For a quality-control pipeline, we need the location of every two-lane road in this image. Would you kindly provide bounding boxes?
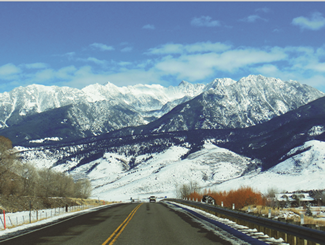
[0,202,235,245]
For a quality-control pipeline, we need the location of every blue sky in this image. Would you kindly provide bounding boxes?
[0,2,325,93]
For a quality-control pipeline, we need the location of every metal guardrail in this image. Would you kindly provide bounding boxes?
[167,199,325,245]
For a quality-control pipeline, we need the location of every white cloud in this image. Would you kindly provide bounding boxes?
[185,42,231,53]
[2,42,325,93]
[153,47,287,81]
[121,47,133,52]
[292,12,325,31]
[0,63,21,79]
[86,57,107,66]
[57,52,76,60]
[147,43,184,55]
[32,69,56,82]
[90,43,114,51]
[300,75,325,88]
[191,16,220,27]
[56,66,77,80]
[252,64,280,75]
[104,69,162,86]
[154,54,216,81]
[316,45,325,57]
[142,24,155,30]
[239,15,267,23]
[146,42,231,55]
[306,62,325,73]
[117,61,132,66]
[255,7,270,13]
[24,63,48,69]
[62,66,164,88]
[76,57,108,67]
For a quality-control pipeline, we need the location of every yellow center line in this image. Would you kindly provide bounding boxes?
[102,203,143,245]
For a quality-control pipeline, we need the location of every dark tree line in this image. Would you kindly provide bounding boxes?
[0,136,91,198]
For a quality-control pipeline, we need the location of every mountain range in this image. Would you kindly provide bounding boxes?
[2,74,325,200]
[0,75,323,145]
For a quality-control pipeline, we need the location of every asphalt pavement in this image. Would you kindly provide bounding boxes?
[0,202,234,245]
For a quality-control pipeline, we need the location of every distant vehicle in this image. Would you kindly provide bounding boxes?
[149,196,156,202]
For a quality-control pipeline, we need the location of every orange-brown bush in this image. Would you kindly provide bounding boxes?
[188,186,265,209]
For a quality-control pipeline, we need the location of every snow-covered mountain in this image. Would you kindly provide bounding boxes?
[0,81,205,143]
[3,74,325,201]
[16,138,325,202]
[0,75,323,144]
[14,95,325,200]
[216,140,325,194]
[127,75,324,133]
[0,81,204,128]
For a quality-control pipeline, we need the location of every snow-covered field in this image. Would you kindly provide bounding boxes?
[0,204,115,235]
[216,140,325,194]
[79,140,324,201]
[71,142,257,202]
[0,205,100,230]
[16,138,325,202]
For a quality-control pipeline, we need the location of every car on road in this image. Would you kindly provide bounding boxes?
[149,196,156,202]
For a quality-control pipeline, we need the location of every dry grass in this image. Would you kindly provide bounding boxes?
[0,195,112,213]
[241,205,325,226]
[67,197,109,206]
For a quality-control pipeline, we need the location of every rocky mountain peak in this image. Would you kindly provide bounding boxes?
[205,77,236,90]
[0,75,324,144]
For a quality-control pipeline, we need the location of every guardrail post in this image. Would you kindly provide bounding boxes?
[300,213,304,225]
[268,208,271,218]
[232,203,235,210]
[2,210,6,229]
[297,237,305,245]
[221,201,223,207]
[29,201,31,223]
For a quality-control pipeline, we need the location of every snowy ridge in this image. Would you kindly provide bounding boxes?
[216,140,325,194]
[18,142,260,201]
[127,75,324,134]
[4,75,325,201]
[15,128,325,201]
[0,81,205,129]
[1,75,323,144]
[22,140,324,201]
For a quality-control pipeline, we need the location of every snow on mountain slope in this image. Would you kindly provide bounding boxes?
[142,75,324,133]
[1,75,323,145]
[58,142,259,201]
[0,81,207,144]
[0,81,205,129]
[68,140,325,201]
[215,140,325,194]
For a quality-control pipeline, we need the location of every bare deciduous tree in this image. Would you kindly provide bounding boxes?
[176,181,199,199]
[1,136,93,199]
[74,179,92,199]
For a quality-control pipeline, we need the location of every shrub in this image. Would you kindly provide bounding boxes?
[189,186,265,209]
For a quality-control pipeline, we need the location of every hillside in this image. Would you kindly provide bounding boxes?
[0,75,323,145]
[0,195,103,213]
[14,96,325,200]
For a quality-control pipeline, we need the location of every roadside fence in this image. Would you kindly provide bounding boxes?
[0,205,94,230]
